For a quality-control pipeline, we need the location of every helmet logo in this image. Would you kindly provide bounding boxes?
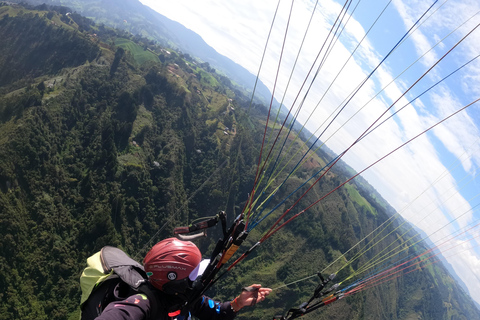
[167,272,177,281]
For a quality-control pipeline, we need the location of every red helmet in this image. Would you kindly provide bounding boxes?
[143,238,202,290]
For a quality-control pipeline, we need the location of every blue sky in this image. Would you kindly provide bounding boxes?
[140,0,480,304]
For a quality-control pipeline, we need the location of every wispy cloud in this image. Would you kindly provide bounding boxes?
[141,0,480,304]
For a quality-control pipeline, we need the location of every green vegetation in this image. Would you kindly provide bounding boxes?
[114,38,160,65]
[0,8,99,90]
[344,183,377,216]
[0,3,479,320]
[195,67,220,88]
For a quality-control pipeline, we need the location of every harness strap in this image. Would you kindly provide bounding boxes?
[138,283,164,320]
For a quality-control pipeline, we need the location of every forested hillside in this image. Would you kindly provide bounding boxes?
[0,4,479,320]
[8,0,278,107]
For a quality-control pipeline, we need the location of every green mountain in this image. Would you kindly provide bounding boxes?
[0,4,479,320]
[7,0,280,108]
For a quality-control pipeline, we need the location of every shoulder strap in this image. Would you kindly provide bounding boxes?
[101,247,166,320]
[138,283,167,320]
[100,246,148,290]
[81,246,156,319]
[80,277,122,320]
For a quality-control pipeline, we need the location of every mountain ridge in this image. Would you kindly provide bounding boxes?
[7,0,280,109]
[0,3,479,320]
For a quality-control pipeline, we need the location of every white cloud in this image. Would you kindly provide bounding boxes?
[430,89,480,173]
[141,0,480,305]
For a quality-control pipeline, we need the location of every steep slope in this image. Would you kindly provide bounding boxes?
[0,6,99,89]
[8,0,278,107]
[0,6,260,319]
[0,5,479,320]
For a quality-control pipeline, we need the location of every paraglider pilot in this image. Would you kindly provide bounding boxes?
[92,238,272,320]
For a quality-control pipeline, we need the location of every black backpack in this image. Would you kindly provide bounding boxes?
[80,246,163,320]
